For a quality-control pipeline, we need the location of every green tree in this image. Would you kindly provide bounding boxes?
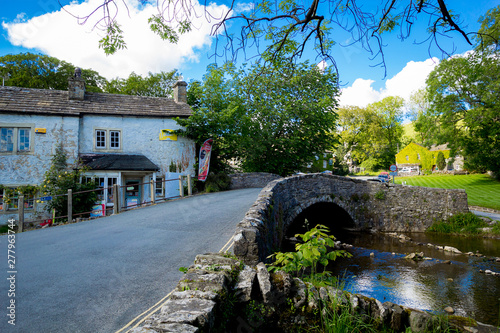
[425,51,500,177]
[337,106,374,166]
[40,144,97,220]
[177,58,340,176]
[475,5,500,51]
[367,96,405,168]
[0,53,106,92]
[406,89,436,146]
[339,97,404,170]
[419,6,500,178]
[104,70,179,97]
[436,151,446,171]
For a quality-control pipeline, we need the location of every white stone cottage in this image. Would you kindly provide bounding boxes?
[0,70,195,224]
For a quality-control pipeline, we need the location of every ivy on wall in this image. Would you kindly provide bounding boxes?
[395,143,450,171]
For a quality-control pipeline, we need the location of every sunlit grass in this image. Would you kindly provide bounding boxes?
[395,174,500,211]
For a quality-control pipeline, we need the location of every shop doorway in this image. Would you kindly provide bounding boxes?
[125,180,141,208]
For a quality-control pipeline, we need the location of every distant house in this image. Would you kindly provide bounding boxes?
[306,151,335,173]
[0,69,195,224]
[395,142,464,173]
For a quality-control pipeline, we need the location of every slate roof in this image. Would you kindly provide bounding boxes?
[0,86,192,117]
[429,144,450,151]
[79,154,160,171]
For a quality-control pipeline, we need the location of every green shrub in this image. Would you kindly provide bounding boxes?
[427,212,488,234]
[374,190,385,200]
[203,173,231,193]
[267,224,351,281]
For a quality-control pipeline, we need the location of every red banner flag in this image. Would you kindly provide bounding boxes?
[198,139,213,182]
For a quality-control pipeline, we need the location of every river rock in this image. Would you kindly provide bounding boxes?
[444,306,455,314]
[444,246,462,254]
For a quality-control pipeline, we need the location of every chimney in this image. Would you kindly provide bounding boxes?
[68,67,85,100]
[173,80,187,103]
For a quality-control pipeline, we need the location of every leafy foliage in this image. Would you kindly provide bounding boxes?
[0,53,106,92]
[423,51,500,178]
[436,151,446,171]
[99,22,127,55]
[177,57,340,176]
[427,212,488,234]
[338,97,404,170]
[104,70,179,97]
[40,144,97,220]
[75,1,477,76]
[416,6,500,179]
[267,224,351,279]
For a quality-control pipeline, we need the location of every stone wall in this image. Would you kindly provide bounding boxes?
[228,172,283,190]
[132,253,497,333]
[233,173,469,265]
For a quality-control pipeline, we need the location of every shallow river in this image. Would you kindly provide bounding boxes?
[327,231,500,327]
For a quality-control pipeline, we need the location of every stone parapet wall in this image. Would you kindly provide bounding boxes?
[228,172,283,190]
[233,173,469,265]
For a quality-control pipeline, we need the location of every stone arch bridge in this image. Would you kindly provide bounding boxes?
[231,173,469,265]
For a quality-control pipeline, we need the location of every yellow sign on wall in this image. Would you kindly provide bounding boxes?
[35,128,46,134]
[159,129,177,141]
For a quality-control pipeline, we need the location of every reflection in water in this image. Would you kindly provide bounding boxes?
[327,232,500,326]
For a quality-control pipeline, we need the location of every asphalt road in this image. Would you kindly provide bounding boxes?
[0,188,262,333]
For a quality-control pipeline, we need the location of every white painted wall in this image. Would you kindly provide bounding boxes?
[79,115,196,176]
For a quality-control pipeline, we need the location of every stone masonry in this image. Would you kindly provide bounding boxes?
[131,253,497,333]
[233,173,469,265]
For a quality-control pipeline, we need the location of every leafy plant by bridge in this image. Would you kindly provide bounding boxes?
[267,223,351,282]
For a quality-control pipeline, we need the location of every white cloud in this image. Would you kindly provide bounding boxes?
[2,0,230,79]
[338,58,439,107]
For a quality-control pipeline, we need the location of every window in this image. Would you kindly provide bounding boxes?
[155,177,164,197]
[107,177,117,202]
[110,131,120,149]
[96,130,106,149]
[405,155,409,161]
[417,154,421,160]
[0,188,34,211]
[18,128,31,151]
[0,126,32,153]
[0,128,14,152]
[94,129,121,151]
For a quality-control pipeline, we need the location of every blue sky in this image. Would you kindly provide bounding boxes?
[1,0,497,106]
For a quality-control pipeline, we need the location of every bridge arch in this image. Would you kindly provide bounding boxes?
[287,200,355,236]
[233,173,469,265]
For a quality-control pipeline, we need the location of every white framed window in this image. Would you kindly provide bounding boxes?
[1,128,14,152]
[0,125,33,154]
[94,128,122,151]
[110,131,120,149]
[95,130,106,149]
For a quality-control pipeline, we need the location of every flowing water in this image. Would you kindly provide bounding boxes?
[326,231,500,327]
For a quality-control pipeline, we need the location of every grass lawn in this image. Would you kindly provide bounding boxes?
[395,174,500,211]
